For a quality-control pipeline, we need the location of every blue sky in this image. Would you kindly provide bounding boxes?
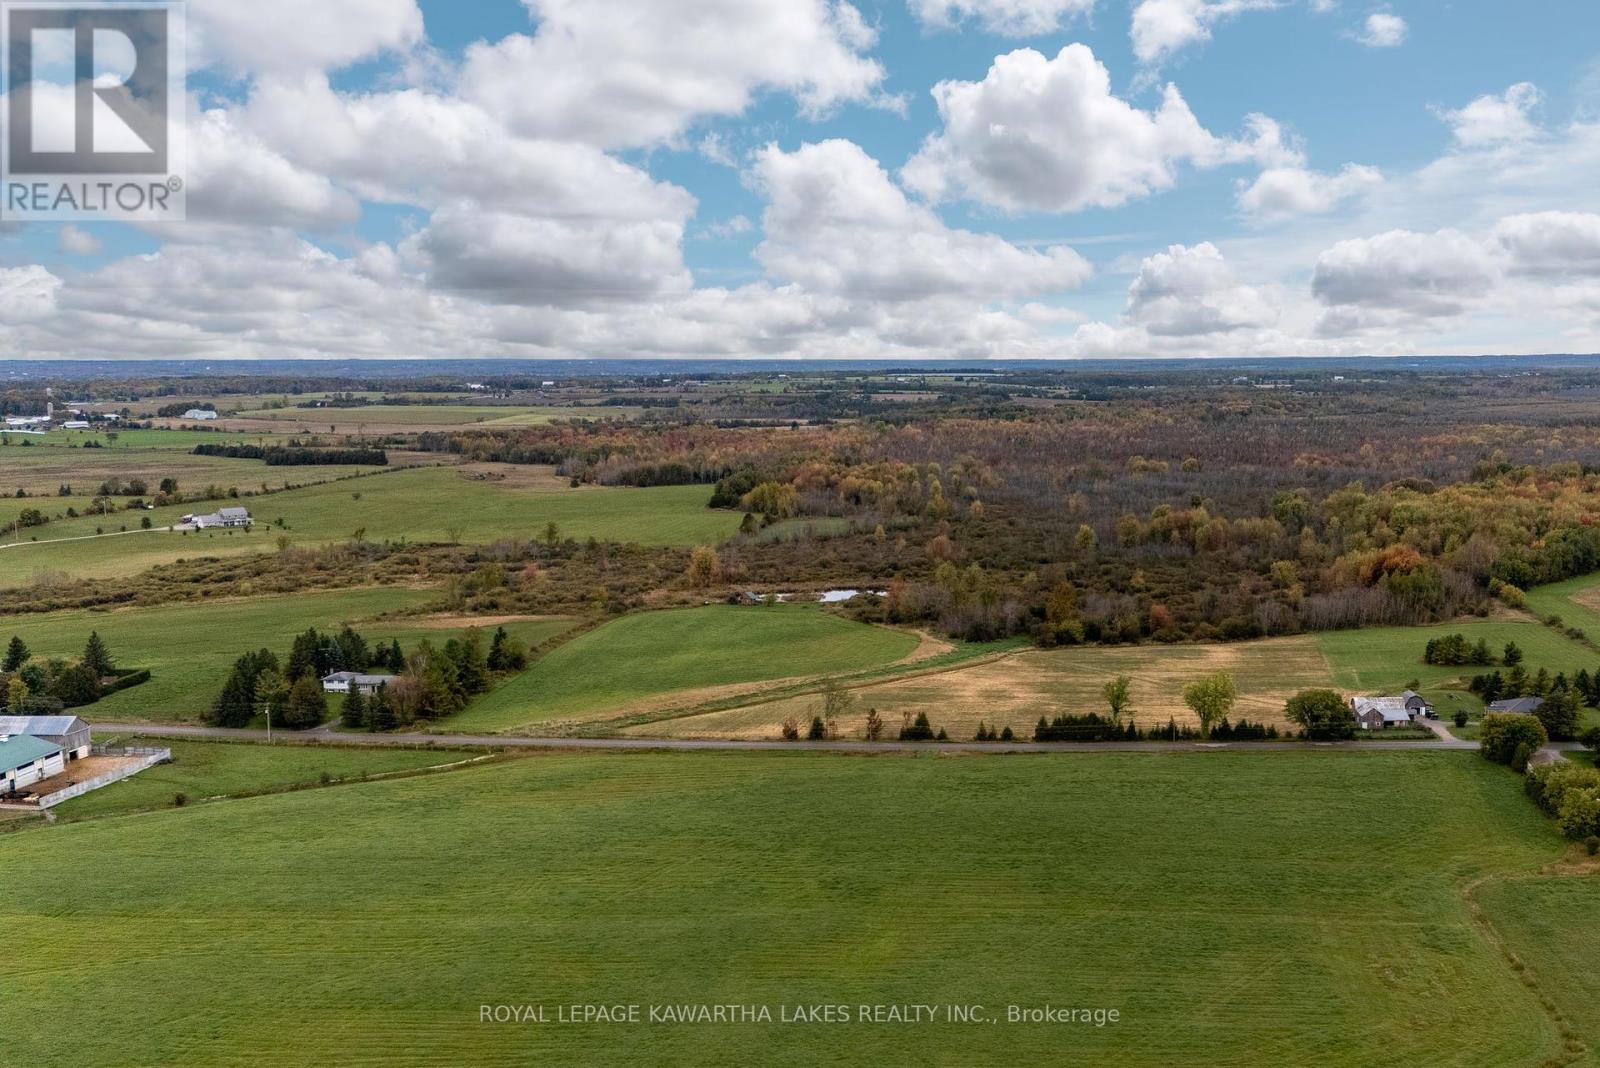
[2,0,1599,358]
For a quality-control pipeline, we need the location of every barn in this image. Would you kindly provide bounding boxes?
[0,735,66,795]
[0,715,92,759]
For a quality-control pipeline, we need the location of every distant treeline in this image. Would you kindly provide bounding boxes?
[192,444,388,466]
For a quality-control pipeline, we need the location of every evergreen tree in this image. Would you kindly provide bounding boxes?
[82,631,113,677]
[2,635,28,672]
[208,670,253,728]
[1503,641,1524,666]
[448,629,489,695]
[387,639,404,672]
[1536,683,1581,741]
[340,686,367,730]
[367,683,397,732]
[286,628,324,681]
[335,625,370,671]
[282,676,328,730]
[485,626,526,672]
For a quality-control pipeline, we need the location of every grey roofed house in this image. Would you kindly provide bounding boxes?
[1487,696,1545,714]
[0,715,92,758]
[321,671,400,695]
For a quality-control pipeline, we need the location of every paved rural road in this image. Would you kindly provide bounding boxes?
[102,722,1526,755]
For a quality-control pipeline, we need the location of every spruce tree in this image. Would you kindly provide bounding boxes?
[341,687,367,730]
[209,670,253,728]
[82,631,113,677]
[2,635,28,672]
[367,684,397,732]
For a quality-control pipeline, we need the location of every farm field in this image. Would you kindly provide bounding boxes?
[0,437,390,502]
[446,605,922,733]
[646,615,1600,741]
[642,633,1331,740]
[1525,573,1600,644]
[51,738,470,821]
[0,589,575,721]
[0,466,741,580]
[1316,618,1600,723]
[219,404,639,432]
[1477,871,1600,1066]
[0,749,1576,1066]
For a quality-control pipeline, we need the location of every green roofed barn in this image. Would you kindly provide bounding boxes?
[0,735,66,796]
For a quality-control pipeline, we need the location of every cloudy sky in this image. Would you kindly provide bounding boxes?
[2,0,1599,360]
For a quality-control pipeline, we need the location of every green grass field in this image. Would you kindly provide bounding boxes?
[1477,872,1600,1066]
[0,589,574,721]
[1526,573,1600,641]
[0,435,383,505]
[0,749,1577,1066]
[446,605,921,733]
[1316,618,1600,720]
[0,466,740,581]
[51,738,469,821]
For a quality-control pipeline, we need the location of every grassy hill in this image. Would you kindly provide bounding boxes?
[51,738,467,821]
[0,466,740,580]
[0,589,574,722]
[447,605,921,733]
[0,749,1573,1066]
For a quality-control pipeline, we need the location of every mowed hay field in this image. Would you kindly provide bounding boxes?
[0,434,391,501]
[646,635,1331,740]
[0,588,575,721]
[0,465,740,581]
[446,605,922,733]
[646,615,1600,741]
[0,750,1574,1066]
[50,739,469,821]
[1526,572,1600,643]
[1476,873,1600,1066]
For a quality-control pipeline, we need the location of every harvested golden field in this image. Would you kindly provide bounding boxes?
[636,636,1334,740]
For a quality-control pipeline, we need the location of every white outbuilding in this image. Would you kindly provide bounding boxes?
[0,735,66,794]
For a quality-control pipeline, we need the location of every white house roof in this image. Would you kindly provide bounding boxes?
[218,507,250,518]
[0,715,88,738]
[322,672,398,685]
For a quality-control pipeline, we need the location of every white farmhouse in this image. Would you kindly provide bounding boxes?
[182,506,252,529]
[321,671,399,695]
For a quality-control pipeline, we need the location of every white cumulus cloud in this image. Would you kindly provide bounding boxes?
[459,0,886,150]
[1437,83,1542,147]
[753,139,1092,300]
[1238,162,1382,221]
[902,45,1293,214]
[1355,11,1406,47]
